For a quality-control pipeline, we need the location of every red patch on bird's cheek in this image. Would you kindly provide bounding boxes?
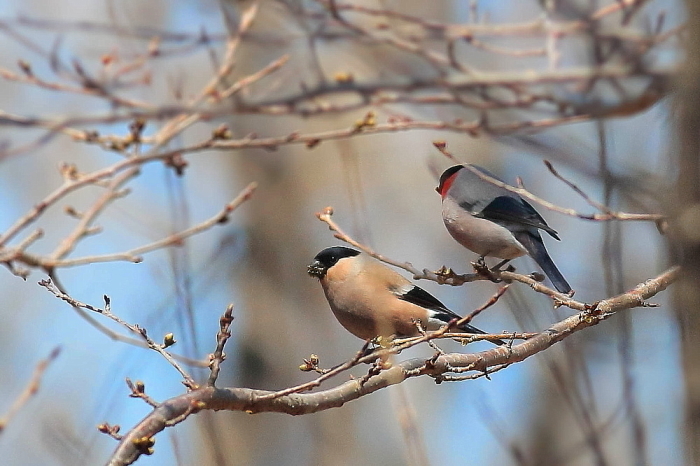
[436,172,458,198]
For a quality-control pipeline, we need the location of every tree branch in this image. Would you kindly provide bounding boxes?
[105,266,678,465]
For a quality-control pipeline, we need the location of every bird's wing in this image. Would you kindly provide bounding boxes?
[393,284,502,341]
[473,195,560,239]
[394,285,471,325]
[394,285,454,314]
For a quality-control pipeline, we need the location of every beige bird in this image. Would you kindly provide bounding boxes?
[308,246,504,344]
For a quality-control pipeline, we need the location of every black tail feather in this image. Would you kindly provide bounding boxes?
[516,232,572,294]
[457,321,507,346]
[432,310,506,345]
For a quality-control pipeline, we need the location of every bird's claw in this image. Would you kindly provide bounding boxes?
[473,256,487,269]
[472,260,503,283]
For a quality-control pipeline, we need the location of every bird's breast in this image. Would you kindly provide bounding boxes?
[320,277,429,339]
[442,199,527,259]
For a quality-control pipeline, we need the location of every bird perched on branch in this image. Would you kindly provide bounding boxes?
[436,164,572,294]
[308,246,505,345]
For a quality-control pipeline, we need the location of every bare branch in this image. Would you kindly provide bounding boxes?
[39,279,198,389]
[434,142,665,222]
[106,266,678,465]
[207,305,234,387]
[2,182,256,273]
[0,347,60,434]
[51,182,258,268]
[47,273,208,368]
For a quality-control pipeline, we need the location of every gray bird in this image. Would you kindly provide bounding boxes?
[436,164,572,294]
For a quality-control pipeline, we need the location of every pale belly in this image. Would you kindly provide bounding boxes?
[443,204,527,259]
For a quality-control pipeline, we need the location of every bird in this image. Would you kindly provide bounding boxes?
[308,246,505,345]
[436,164,572,294]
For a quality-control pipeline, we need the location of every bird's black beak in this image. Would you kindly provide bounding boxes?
[307,260,326,278]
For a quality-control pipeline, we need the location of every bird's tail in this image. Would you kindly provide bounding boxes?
[516,232,572,294]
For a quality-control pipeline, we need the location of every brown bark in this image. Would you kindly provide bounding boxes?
[675,2,700,464]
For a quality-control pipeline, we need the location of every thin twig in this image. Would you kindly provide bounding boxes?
[261,286,519,401]
[53,182,258,267]
[3,183,256,271]
[106,266,679,465]
[207,304,234,387]
[316,206,572,308]
[434,142,665,222]
[47,272,207,367]
[0,347,61,433]
[39,279,198,389]
[465,285,511,323]
[544,159,613,214]
[51,168,138,261]
[126,378,159,408]
[255,342,373,401]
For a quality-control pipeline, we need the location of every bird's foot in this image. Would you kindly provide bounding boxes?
[473,256,487,269]
[472,258,503,283]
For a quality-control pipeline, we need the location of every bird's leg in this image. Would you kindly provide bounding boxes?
[491,259,511,271]
[471,256,488,273]
[345,339,386,362]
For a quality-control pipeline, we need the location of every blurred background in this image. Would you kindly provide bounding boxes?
[0,1,686,465]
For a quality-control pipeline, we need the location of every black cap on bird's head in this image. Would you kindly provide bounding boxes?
[307,246,361,278]
[436,165,465,197]
[436,164,509,205]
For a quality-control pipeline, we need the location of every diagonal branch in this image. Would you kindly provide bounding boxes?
[0,347,61,434]
[105,266,678,466]
[434,142,665,222]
